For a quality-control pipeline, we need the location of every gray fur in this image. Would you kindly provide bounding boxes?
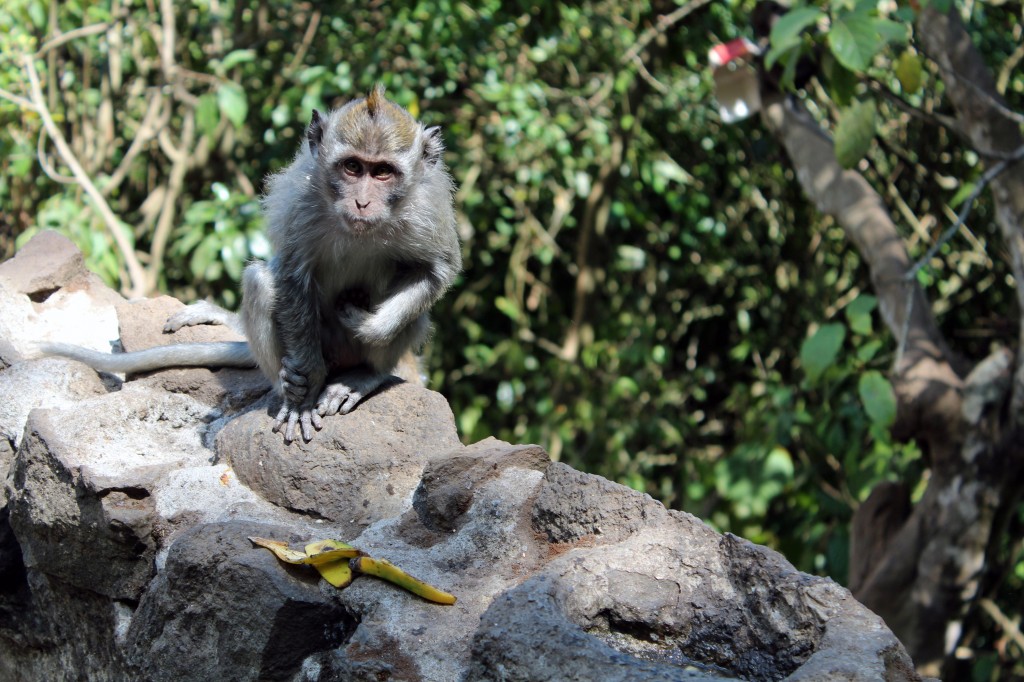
[259,90,461,442]
[40,341,254,373]
[41,89,461,445]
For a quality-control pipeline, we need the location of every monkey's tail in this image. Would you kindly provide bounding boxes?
[38,341,256,374]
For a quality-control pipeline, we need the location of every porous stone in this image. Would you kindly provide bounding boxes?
[116,295,268,410]
[0,233,921,681]
[220,380,464,537]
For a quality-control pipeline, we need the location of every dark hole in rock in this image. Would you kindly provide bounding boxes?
[28,287,60,303]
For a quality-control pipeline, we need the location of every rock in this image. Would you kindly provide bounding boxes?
[0,233,921,681]
[220,381,464,537]
[0,230,91,300]
[125,521,356,682]
[116,295,268,410]
[469,513,905,681]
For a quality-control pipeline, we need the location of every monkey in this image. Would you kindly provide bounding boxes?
[41,84,462,444]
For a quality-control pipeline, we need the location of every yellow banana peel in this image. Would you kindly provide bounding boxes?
[351,556,458,605]
[249,537,456,603]
[248,537,361,587]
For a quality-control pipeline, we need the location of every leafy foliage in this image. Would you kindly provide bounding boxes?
[1,0,1022,676]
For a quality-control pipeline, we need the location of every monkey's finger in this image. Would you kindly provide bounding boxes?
[339,392,363,415]
[311,411,323,430]
[300,411,317,442]
[279,358,309,382]
[272,405,289,432]
[285,411,300,443]
[320,390,348,416]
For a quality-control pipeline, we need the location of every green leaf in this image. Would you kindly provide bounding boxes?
[859,370,897,427]
[801,323,846,384]
[765,43,800,74]
[217,84,248,129]
[950,182,976,208]
[856,339,884,363]
[824,55,857,107]
[834,99,876,169]
[221,49,256,71]
[770,7,824,55]
[612,376,639,399]
[195,94,220,136]
[895,51,923,94]
[828,10,880,72]
[874,19,909,46]
[845,294,877,335]
[494,296,521,322]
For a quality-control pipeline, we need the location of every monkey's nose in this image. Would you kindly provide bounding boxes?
[356,200,370,210]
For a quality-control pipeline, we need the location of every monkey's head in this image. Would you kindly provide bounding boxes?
[307,84,445,230]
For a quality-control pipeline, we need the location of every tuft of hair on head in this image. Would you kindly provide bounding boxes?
[366,83,387,118]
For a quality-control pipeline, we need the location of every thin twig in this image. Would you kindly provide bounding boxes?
[34,22,110,57]
[285,10,322,76]
[103,90,167,196]
[631,55,669,94]
[997,42,1024,95]
[22,55,147,297]
[37,128,76,184]
[979,598,1024,654]
[868,79,959,132]
[159,0,177,83]
[896,144,1024,365]
[621,0,715,65]
[919,45,1024,127]
[0,87,37,111]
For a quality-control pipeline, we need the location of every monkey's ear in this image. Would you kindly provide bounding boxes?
[422,126,445,165]
[307,109,326,159]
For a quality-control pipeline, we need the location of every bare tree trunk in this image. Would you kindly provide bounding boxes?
[761,75,1024,671]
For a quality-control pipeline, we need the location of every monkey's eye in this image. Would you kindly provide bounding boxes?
[341,159,362,175]
[371,164,395,180]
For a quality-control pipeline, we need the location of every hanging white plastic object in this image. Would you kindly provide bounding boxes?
[708,38,762,124]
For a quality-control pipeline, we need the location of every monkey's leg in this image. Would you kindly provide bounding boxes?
[242,261,323,444]
[164,300,244,334]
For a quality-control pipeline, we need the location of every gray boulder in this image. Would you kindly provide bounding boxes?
[0,232,920,681]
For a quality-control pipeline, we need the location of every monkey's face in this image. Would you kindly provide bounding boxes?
[331,155,402,226]
[307,90,447,231]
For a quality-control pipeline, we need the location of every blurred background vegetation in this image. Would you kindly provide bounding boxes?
[1,0,1022,677]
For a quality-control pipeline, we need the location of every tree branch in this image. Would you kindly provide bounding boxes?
[34,22,110,57]
[22,56,147,297]
[621,0,715,66]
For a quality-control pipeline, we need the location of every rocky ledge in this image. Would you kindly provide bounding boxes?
[0,232,919,681]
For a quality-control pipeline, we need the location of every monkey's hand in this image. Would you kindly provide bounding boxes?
[338,304,396,347]
[273,355,326,443]
[164,300,240,333]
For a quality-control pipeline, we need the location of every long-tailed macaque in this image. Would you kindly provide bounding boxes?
[42,85,462,443]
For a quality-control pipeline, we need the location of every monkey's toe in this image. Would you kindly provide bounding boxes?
[316,383,365,416]
[272,403,322,444]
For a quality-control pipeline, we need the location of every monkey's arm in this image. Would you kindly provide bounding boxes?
[342,260,457,346]
[270,262,328,443]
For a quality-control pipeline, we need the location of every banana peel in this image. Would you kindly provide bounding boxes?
[350,556,457,605]
[249,536,456,604]
[249,537,361,587]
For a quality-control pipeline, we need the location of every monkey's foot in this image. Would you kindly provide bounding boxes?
[272,403,323,444]
[316,369,389,417]
[164,300,240,333]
